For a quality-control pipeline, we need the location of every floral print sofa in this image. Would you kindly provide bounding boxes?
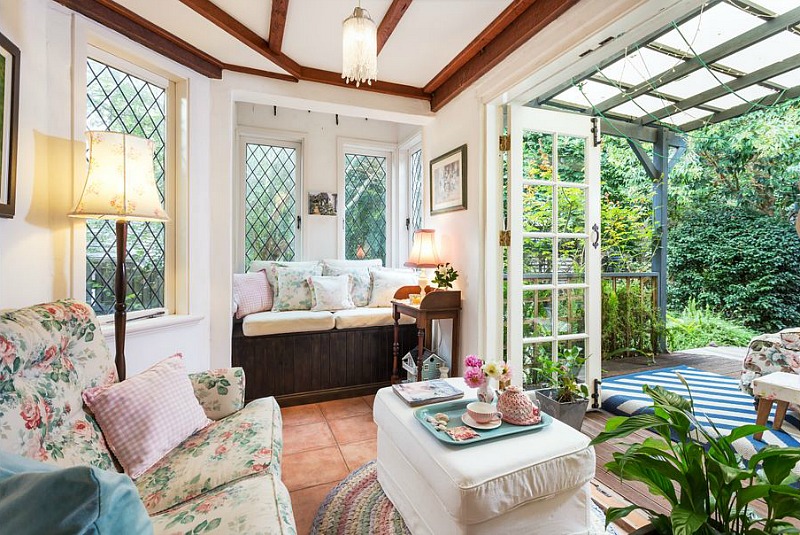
[740,328,800,401]
[0,299,296,534]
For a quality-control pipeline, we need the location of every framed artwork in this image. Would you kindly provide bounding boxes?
[308,192,337,215]
[0,30,19,219]
[430,144,467,215]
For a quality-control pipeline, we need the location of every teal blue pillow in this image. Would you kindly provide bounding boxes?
[0,452,152,534]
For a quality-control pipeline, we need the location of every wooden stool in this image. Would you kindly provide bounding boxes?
[752,372,800,441]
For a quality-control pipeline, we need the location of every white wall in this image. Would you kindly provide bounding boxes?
[0,0,213,375]
[423,89,484,370]
[235,104,412,264]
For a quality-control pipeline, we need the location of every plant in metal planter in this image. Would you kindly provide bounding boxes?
[533,346,589,430]
[590,375,800,535]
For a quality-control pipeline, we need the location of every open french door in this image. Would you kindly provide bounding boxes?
[507,105,602,408]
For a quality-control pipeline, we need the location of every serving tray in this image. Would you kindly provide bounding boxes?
[414,399,552,446]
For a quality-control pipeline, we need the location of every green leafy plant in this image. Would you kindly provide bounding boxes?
[669,204,800,333]
[667,299,758,352]
[591,375,800,534]
[602,278,665,360]
[432,263,458,289]
[533,346,589,402]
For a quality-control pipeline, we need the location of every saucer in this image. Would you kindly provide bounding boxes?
[461,413,502,430]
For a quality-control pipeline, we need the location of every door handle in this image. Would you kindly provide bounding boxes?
[591,224,599,249]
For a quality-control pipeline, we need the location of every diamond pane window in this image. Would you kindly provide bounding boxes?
[244,143,297,266]
[345,153,387,264]
[410,148,423,234]
[85,58,167,315]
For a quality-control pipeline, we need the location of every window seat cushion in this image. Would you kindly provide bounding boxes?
[242,310,335,336]
[333,308,416,329]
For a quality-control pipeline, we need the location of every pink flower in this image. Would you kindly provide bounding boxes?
[252,463,269,472]
[20,399,42,430]
[44,305,65,321]
[143,492,163,510]
[69,303,91,321]
[195,500,215,514]
[39,346,58,368]
[73,420,94,438]
[215,445,228,456]
[464,367,485,388]
[0,336,16,367]
[256,447,271,457]
[464,355,483,368]
[500,363,513,382]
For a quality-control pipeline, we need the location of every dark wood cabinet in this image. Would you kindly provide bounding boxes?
[232,322,417,406]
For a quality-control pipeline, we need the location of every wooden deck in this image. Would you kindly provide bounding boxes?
[585,349,799,533]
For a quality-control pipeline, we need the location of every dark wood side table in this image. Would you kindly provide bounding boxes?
[391,286,461,383]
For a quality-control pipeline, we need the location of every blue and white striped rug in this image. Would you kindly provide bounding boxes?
[601,366,800,460]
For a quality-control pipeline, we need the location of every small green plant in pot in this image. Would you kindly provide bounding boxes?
[432,263,458,290]
[591,374,800,535]
[533,346,590,430]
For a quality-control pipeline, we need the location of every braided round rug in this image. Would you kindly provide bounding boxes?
[310,460,618,535]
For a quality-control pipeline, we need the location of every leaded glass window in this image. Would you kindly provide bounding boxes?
[244,143,298,267]
[344,153,387,264]
[85,58,167,315]
[410,148,423,234]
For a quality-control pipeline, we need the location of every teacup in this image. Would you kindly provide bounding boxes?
[466,401,503,424]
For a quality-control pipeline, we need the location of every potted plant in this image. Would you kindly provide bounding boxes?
[533,346,589,430]
[591,374,800,535]
[432,263,458,290]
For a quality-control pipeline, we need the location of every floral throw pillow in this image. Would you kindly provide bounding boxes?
[323,266,372,307]
[368,269,418,307]
[308,275,355,311]
[272,264,323,311]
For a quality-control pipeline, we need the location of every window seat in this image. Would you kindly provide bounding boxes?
[232,310,418,406]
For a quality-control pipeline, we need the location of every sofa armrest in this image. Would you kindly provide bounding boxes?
[189,367,246,420]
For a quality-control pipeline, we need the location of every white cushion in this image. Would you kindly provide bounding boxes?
[333,308,416,329]
[242,310,335,337]
[373,380,595,525]
[322,259,382,270]
[248,260,322,294]
[368,269,418,307]
[308,274,355,311]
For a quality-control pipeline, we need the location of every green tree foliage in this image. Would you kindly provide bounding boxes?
[667,299,758,352]
[669,205,800,332]
[344,154,387,264]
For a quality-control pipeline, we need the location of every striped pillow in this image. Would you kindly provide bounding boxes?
[82,354,211,479]
[233,270,273,319]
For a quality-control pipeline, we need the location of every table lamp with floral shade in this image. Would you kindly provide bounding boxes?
[69,131,169,381]
[404,229,441,297]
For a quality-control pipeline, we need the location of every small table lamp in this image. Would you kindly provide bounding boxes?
[405,229,442,297]
[69,131,169,381]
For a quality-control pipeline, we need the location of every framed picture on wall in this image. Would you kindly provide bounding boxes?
[0,30,20,219]
[430,144,467,215]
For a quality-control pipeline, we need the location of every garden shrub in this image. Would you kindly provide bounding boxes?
[668,205,800,332]
[667,299,758,351]
[602,279,664,359]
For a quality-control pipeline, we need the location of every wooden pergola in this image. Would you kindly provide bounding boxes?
[528,0,800,333]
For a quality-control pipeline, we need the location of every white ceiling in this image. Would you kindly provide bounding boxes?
[113,0,516,87]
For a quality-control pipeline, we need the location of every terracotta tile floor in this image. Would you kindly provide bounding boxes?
[283,395,377,535]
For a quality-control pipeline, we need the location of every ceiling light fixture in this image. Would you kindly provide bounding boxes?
[342,2,377,87]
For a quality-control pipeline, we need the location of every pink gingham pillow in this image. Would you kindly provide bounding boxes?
[82,354,211,479]
[233,270,273,319]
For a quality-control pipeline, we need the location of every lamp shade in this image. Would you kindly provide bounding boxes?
[70,131,169,222]
[342,6,377,87]
[405,229,441,268]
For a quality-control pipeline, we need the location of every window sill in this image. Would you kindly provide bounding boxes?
[100,314,204,339]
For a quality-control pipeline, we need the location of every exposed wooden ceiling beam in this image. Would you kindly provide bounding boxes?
[377,0,413,54]
[268,0,290,54]
[301,67,430,101]
[429,0,580,111]
[177,0,301,77]
[222,63,298,83]
[54,0,223,78]
[425,0,536,94]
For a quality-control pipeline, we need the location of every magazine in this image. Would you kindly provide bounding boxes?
[392,379,464,407]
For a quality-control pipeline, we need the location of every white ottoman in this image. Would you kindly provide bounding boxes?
[374,380,596,534]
